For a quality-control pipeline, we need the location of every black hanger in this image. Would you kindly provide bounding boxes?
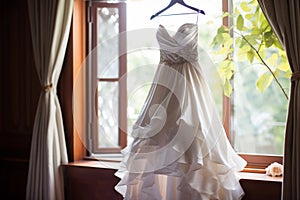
[150,0,205,20]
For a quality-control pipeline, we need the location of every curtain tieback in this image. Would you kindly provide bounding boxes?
[43,83,53,92]
[291,71,300,82]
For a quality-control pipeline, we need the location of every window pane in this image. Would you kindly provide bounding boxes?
[231,0,289,155]
[127,50,158,141]
[233,61,289,155]
[97,7,119,78]
[98,81,119,148]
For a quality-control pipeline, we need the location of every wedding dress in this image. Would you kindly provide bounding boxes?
[115,23,247,200]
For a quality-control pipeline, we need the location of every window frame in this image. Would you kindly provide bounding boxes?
[87,0,283,169]
[87,1,127,154]
[221,0,283,168]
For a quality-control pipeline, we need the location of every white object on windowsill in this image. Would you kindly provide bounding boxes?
[265,162,283,177]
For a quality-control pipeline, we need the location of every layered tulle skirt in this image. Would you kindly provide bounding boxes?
[115,61,247,200]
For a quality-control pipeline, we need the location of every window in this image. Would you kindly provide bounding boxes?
[87,0,223,155]
[87,1,127,153]
[87,0,286,168]
[230,0,289,156]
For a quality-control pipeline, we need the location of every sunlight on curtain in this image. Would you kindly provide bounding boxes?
[26,0,73,199]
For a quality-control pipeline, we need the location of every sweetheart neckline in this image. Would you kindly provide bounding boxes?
[158,23,198,38]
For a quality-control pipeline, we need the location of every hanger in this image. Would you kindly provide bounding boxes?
[150,0,205,20]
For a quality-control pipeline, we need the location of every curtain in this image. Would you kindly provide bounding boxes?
[258,1,300,199]
[26,0,73,199]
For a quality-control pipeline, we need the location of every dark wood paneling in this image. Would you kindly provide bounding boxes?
[1,0,87,197]
[241,179,281,200]
[0,8,38,195]
[64,164,281,200]
[0,0,39,140]
[64,165,122,200]
[0,0,88,198]
[0,0,39,199]
[0,159,29,200]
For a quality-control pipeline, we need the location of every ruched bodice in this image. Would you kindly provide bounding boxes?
[157,23,198,64]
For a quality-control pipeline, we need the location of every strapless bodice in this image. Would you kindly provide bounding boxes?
[157,23,198,64]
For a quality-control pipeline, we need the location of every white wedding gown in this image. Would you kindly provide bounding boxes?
[115,23,247,200]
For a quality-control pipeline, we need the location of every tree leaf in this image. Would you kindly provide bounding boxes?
[249,0,258,6]
[238,38,247,48]
[245,13,254,20]
[266,53,278,68]
[247,50,254,63]
[265,37,274,47]
[222,12,229,18]
[260,19,269,31]
[274,39,283,50]
[264,31,273,39]
[235,7,241,15]
[214,46,232,56]
[217,25,227,34]
[256,73,274,93]
[244,34,259,46]
[284,70,292,78]
[220,60,235,72]
[250,25,262,35]
[236,15,244,31]
[274,69,280,78]
[224,79,233,97]
[238,45,251,61]
[240,2,252,12]
[211,27,226,47]
[218,59,235,91]
[257,45,266,59]
[259,12,267,25]
[278,62,290,72]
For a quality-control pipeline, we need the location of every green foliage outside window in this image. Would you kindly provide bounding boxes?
[211,0,291,98]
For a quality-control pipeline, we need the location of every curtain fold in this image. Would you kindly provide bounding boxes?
[26,0,73,199]
[258,1,300,199]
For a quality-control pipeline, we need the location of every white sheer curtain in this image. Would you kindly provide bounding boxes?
[26,0,73,199]
[258,1,300,199]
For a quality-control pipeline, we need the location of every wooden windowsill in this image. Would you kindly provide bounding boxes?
[63,160,282,199]
[64,160,121,170]
[239,171,282,182]
[63,160,283,183]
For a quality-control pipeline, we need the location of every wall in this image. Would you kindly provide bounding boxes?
[0,0,81,199]
[0,0,39,199]
[64,164,123,200]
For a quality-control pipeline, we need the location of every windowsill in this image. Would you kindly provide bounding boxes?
[238,171,282,182]
[87,153,123,162]
[64,160,283,183]
[65,160,121,170]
